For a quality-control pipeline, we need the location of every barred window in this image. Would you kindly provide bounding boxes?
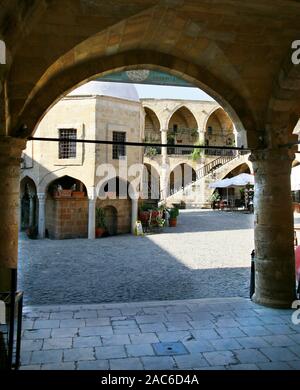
[112,131,126,159]
[59,129,77,159]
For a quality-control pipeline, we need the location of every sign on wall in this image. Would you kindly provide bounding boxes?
[97,70,193,87]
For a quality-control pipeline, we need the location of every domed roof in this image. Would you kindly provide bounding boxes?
[68,81,140,102]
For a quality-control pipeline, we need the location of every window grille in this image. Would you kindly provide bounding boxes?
[112,131,126,159]
[58,129,77,159]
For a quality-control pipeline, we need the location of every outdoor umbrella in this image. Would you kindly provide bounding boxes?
[291,165,300,191]
[229,173,255,187]
[209,178,233,189]
[209,173,255,209]
[209,173,254,188]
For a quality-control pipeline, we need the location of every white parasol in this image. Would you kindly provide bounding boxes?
[209,173,254,189]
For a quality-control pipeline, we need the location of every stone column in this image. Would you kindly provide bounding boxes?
[88,186,96,239]
[88,199,96,239]
[37,193,46,238]
[249,149,296,308]
[0,136,26,291]
[160,129,168,200]
[131,198,138,234]
[29,195,35,227]
[19,195,22,231]
[198,130,205,145]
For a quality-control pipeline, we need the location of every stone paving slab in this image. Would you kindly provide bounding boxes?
[18,211,255,306]
[20,297,300,370]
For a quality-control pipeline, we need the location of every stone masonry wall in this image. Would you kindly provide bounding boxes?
[96,198,131,234]
[46,197,88,239]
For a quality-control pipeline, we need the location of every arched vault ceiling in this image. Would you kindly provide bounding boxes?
[2,0,300,147]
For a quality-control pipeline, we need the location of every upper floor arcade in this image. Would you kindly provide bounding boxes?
[141,99,239,160]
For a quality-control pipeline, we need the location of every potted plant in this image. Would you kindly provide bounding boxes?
[168,207,179,227]
[210,190,221,209]
[53,185,73,198]
[72,191,85,198]
[138,205,151,229]
[95,207,106,238]
[190,140,204,161]
[25,225,38,239]
[145,146,158,158]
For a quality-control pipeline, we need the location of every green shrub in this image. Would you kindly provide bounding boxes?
[96,207,106,228]
[145,146,158,158]
[169,207,179,219]
[140,203,155,212]
[191,140,204,161]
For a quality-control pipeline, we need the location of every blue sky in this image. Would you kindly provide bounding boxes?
[134,84,214,101]
[71,80,215,101]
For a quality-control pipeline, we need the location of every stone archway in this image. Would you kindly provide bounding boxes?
[11,51,252,146]
[205,107,235,154]
[144,107,162,158]
[169,163,197,195]
[2,0,300,307]
[45,175,88,239]
[103,206,118,236]
[223,163,251,179]
[219,163,252,205]
[142,163,160,201]
[144,107,161,142]
[20,176,37,231]
[96,176,133,234]
[167,106,198,156]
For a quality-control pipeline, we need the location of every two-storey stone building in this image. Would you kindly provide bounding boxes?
[20,81,251,239]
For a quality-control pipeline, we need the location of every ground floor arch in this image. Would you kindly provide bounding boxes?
[95,176,134,235]
[142,163,160,201]
[45,175,88,239]
[210,163,253,209]
[20,176,37,232]
[103,206,118,236]
[95,199,132,235]
[168,163,197,195]
[223,163,251,179]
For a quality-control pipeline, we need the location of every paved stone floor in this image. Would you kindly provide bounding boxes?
[19,297,300,370]
[18,210,254,305]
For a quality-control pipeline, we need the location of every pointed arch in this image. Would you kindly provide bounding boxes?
[205,106,236,150]
[222,163,251,179]
[168,163,197,195]
[46,175,88,197]
[45,175,88,239]
[42,173,88,195]
[143,106,162,156]
[20,175,37,197]
[20,176,38,231]
[167,105,198,130]
[96,176,133,234]
[166,106,198,155]
[142,163,160,200]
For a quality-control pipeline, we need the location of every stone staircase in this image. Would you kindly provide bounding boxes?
[164,152,250,208]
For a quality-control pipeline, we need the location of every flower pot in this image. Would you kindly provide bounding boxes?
[169,218,177,227]
[25,226,38,239]
[138,211,150,223]
[54,189,72,198]
[72,191,85,198]
[95,227,106,238]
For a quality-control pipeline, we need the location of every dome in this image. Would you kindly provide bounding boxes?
[68,81,140,102]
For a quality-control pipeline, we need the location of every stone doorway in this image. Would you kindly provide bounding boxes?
[103,206,118,236]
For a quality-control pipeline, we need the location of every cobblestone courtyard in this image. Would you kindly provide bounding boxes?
[19,210,255,305]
